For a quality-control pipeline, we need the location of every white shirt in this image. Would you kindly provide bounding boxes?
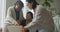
[53,15,60,32]
[25,5,54,32]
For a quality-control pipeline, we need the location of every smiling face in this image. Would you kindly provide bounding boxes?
[26,13,32,20]
[26,2,33,9]
[15,3,22,11]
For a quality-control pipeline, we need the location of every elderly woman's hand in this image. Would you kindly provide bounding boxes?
[15,20,21,26]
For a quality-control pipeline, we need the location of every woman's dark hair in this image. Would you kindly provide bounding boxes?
[27,12,33,19]
[15,0,24,8]
[26,0,39,9]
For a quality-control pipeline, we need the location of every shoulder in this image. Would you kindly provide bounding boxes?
[7,6,14,10]
[7,6,15,13]
[36,5,44,9]
[36,5,46,11]
[36,5,47,13]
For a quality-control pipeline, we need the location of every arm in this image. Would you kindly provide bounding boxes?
[5,7,17,25]
[24,5,43,29]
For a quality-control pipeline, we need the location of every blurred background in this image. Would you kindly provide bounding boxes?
[0,0,60,32]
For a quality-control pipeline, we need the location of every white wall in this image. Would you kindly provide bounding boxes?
[6,0,17,10]
[6,0,17,17]
[0,0,6,28]
[52,0,60,13]
[0,0,2,27]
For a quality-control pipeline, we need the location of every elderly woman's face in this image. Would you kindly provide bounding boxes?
[26,2,33,9]
[15,3,22,11]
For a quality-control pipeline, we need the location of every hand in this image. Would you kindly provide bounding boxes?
[16,20,21,26]
[15,22,19,26]
[20,27,28,32]
[24,28,27,31]
[22,28,28,32]
[17,20,21,25]
[24,26,28,31]
[20,27,25,32]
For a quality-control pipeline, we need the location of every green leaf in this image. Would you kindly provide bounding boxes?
[48,0,53,3]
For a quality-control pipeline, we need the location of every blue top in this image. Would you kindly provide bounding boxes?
[16,11,19,20]
[14,7,20,20]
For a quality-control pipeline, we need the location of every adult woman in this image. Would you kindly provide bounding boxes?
[23,0,54,32]
[4,0,24,32]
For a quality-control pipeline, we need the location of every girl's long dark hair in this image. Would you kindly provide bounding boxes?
[26,0,39,9]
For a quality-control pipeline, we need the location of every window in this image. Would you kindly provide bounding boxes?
[0,0,6,28]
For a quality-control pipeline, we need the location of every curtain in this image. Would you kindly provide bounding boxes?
[0,0,6,28]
